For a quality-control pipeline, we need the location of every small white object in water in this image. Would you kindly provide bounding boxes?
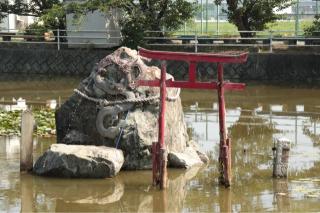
[255,106,263,112]
[270,104,283,112]
[296,105,304,112]
[252,106,263,116]
[5,97,27,111]
[212,102,218,111]
[46,99,57,109]
[190,102,198,111]
[17,98,26,107]
[276,192,287,196]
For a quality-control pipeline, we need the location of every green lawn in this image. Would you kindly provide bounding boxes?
[173,20,314,37]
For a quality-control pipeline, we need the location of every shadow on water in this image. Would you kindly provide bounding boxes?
[0,78,320,211]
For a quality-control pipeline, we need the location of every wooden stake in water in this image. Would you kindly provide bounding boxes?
[272,137,291,178]
[20,110,35,172]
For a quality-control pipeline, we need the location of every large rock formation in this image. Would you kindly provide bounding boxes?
[55,47,207,170]
[33,144,124,178]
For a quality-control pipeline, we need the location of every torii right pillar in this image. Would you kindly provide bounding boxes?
[217,62,232,187]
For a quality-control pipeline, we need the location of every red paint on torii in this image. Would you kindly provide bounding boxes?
[137,47,248,189]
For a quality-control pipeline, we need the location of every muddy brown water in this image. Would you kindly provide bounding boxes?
[0,78,320,212]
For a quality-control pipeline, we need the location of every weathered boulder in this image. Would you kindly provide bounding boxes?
[33,144,124,178]
[55,47,208,169]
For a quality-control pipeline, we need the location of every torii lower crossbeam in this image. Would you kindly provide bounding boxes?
[137,47,248,189]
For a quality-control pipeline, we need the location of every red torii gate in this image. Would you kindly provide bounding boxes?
[137,47,248,189]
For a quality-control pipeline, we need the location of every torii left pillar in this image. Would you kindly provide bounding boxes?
[152,62,168,189]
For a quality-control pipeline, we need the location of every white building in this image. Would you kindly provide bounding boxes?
[65,2,122,48]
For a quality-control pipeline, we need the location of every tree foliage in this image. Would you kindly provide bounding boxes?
[215,0,292,37]
[0,0,63,28]
[1,0,196,48]
[66,0,196,48]
[39,4,66,29]
[304,15,320,37]
[1,0,61,17]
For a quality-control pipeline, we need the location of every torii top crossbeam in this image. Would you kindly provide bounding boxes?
[138,47,248,63]
[138,47,248,90]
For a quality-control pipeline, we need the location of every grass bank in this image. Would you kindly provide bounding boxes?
[174,20,313,36]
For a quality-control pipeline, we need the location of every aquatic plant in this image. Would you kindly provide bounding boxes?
[0,109,55,137]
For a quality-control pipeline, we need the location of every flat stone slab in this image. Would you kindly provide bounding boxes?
[33,144,124,178]
[168,147,204,169]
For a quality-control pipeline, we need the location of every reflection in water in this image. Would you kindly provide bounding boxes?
[21,174,34,212]
[185,108,320,174]
[0,83,320,211]
[218,188,232,212]
[20,164,199,211]
[0,75,80,106]
[0,136,20,158]
[272,179,290,212]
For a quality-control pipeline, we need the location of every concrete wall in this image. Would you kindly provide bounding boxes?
[0,47,319,83]
[0,47,112,75]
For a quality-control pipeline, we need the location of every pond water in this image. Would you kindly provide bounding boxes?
[0,77,320,212]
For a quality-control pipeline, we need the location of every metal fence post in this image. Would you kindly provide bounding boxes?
[57,29,60,51]
[216,4,219,36]
[295,0,299,37]
[200,0,203,34]
[195,31,198,53]
[269,31,273,53]
[205,0,208,33]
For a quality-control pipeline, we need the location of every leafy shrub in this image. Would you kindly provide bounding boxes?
[24,23,47,41]
[0,109,55,136]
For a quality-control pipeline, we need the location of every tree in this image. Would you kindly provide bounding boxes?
[0,6,6,23]
[67,0,197,48]
[0,0,64,28]
[215,0,292,37]
[0,0,65,40]
[304,15,320,37]
[0,0,61,17]
[39,4,66,30]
